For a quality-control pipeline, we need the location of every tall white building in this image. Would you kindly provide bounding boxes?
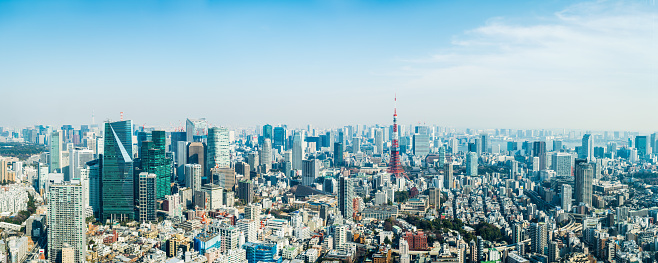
[561,184,572,212]
[260,138,272,171]
[552,152,573,176]
[374,128,384,154]
[334,225,348,252]
[245,203,261,220]
[207,127,230,170]
[48,182,86,263]
[237,219,259,243]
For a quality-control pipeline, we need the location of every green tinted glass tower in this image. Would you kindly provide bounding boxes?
[102,120,134,221]
[140,130,171,200]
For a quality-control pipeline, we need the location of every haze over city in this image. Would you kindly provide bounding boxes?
[1,0,657,130]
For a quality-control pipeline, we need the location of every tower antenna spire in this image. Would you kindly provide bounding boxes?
[389,93,407,179]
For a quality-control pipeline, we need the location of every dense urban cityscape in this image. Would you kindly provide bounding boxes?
[1,0,656,262]
[0,103,656,263]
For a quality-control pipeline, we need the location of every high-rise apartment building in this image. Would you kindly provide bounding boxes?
[334,225,348,252]
[138,173,157,222]
[561,184,572,212]
[102,120,134,221]
[530,222,547,255]
[48,182,86,263]
[339,175,354,219]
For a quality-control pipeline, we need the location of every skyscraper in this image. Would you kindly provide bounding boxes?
[428,187,441,208]
[185,164,202,195]
[532,141,547,171]
[262,124,273,140]
[352,137,361,153]
[260,138,272,172]
[102,120,134,221]
[138,172,157,222]
[207,127,231,172]
[635,136,648,159]
[443,163,453,190]
[413,126,430,157]
[247,151,259,173]
[649,132,658,154]
[238,180,254,204]
[50,131,62,173]
[273,126,287,150]
[69,149,93,181]
[333,142,343,167]
[339,175,354,219]
[561,184,572,212]
[176,141,188,185]
[374,128,384,155]
[292,132,303,170]
[580,134,593,161]
[575,161,593,207]
[186,118,208,142]
[188,142,206,182]
[552,153,573,177]
[48,182,86,263]
[140,130,171,199]
[302,159,320,186]
[87,159,101,216]
[481,134,490,153]
[466,152,478,176]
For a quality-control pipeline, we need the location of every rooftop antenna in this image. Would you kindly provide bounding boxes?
[92,110,95,124]
[120,112,124,121]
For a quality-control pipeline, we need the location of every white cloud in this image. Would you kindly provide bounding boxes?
[400,0,658,131]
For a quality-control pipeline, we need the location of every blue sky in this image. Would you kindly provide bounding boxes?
[0,0,656,131]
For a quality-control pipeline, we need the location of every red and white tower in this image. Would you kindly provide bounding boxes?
[388,95,406,178]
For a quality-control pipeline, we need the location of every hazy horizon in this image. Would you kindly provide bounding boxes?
[1,0,657,131]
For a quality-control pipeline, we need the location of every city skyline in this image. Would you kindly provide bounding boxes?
[1,0,656,130]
